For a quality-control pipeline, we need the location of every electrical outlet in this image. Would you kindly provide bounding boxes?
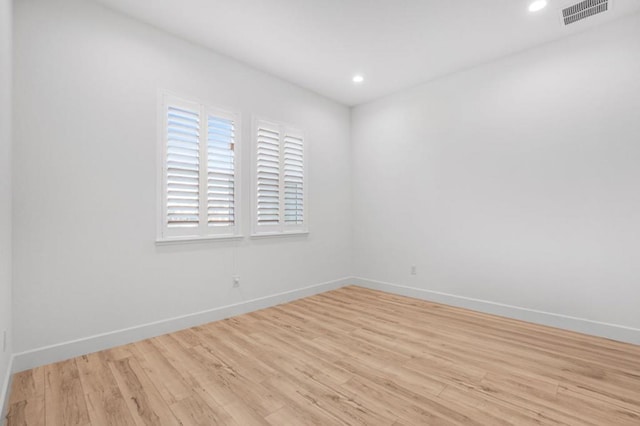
[411,265,417,275]
[232,275,240,288]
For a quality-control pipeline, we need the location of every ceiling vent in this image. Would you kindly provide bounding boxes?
[561,0,609,25]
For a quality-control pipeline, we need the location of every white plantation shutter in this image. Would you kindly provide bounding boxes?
[207,113,236,228]
[160,94,240,241]
[253,119,307,235]
[283,133,304,225]
[256,123,281,228]
[166,104,200,229]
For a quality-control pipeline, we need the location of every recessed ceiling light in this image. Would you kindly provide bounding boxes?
[352,74,364,84]
[528,0,548,12]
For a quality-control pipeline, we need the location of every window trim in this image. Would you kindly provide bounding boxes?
[155,235,244,246]
[251,117,309,237]
[157,91,243,243]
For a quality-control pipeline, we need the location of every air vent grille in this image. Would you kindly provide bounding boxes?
[562,0,609,25]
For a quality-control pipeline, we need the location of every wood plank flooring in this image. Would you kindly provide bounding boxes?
[5,286,640,425]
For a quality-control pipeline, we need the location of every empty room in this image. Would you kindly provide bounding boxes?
[1,0,640,424]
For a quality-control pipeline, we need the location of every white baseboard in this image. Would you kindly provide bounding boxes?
[1,354,15,422]
[352,277,640,345]
[12,277,352,373]
[10,275,639,379]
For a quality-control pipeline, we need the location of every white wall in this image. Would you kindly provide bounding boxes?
[11,0,640,363]
[13,0,351,354]
[0,0,12,409]
[352,14,640,337]
[0,0,13,407]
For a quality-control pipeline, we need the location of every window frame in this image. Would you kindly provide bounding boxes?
[251,117,309,237]
[157,91,242,244]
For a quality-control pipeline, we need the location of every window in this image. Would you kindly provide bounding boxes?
[158,93,241,241]
[253,119,307,236]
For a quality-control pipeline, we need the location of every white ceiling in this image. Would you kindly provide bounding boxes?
[95,0,640,106]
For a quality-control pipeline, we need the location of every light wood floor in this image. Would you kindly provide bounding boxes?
[5,286,640,425]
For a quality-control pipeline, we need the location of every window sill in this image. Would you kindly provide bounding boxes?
[250,231,309,239]
[155,235,244,246]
